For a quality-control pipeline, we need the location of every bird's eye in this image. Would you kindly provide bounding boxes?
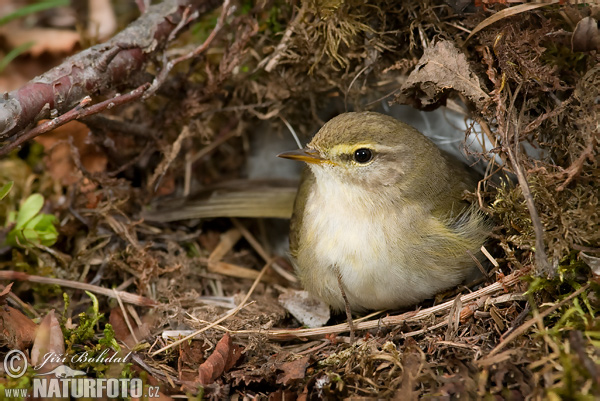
[353,148,373,164]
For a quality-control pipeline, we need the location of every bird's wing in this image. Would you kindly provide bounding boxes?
[289,167,315,258]
[433,151,482,217]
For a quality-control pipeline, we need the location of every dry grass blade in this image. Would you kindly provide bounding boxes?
[113,289,139,346]
[465,2,559,44]
[206,229,274,280]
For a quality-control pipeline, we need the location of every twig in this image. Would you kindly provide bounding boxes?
[500,83,552,277]
[0,0,222,140]
[556,134,598,191]
[0,283,39,318]
[481,245,500,269]
[506,145,553,277]
[258,3,306,72]
[143,0,233,99]
[227,269,526,340]
[569,330,600,387]
[0,270,156,307]
[0,84,150,157]
[148,125,193,192]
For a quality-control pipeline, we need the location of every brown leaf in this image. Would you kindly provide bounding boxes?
[34,121,107,186]
[0,305,37,349]
[0,25,80,56]
[572,17,600,52]
[395,40,489,110]
[276,356,311,385]
[109,307,152,349]
[197,333,243,385]
[31,310,65,374]
[178,339,209,382]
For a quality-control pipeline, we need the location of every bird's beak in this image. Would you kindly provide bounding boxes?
[277,148,327,165]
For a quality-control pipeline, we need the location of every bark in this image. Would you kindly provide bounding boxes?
[0,0,222,140]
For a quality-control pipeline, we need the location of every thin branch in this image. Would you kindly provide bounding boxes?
[221,268,526,340]
[0,0,222,141]
[143,0,233,99]
[556,133,598,191]
[257,3,306,72]
[0,83,150,157]
[506,146,553,277]
[0,270,157,307]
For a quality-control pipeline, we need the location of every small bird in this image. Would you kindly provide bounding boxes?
[278,112,489,314]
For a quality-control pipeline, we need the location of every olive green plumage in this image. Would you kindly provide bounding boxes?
[281,112,490,312]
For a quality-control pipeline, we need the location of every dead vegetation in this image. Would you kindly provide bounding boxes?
[0,0,599,399]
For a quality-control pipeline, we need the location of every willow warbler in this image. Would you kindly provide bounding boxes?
[278,112,489,312]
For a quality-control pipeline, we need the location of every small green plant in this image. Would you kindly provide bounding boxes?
[5,193,58,248]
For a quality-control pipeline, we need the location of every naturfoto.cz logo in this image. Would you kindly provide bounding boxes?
[3,349,160,399]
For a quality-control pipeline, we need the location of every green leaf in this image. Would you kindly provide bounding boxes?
[21,228,40,242]
[15,194,44,229]
[5,194,58,248]
[24,213,45,230]
[0,181,13,201]
[85,291,100,316]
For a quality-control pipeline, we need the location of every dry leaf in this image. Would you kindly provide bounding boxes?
[276,356,310,385]
[109,307,152,349]
[0,25,79,56]
[395,40,489,110]
[581,252,600,276]
[0,305,37,349]
[178,339,209,382]
[572,17,600,52]
[197,333,243,385]
[34,120,107,186]
[278,289,330,328]
[31,310,65,374]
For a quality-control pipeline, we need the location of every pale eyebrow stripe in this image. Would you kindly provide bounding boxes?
[329,143,398,156]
